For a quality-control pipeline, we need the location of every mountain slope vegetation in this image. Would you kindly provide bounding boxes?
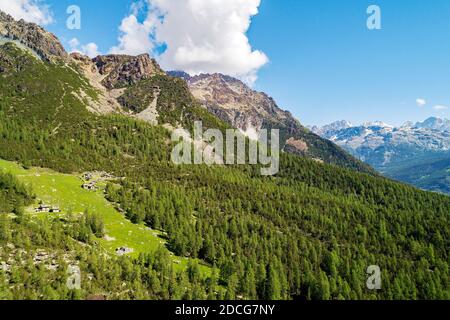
[0,170,33,214]
[0,28,449,300]
[0,164,214,300]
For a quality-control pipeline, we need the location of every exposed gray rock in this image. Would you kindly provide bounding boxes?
[172,72,294,137]
[93,54,164,89]
[0,10,68,62]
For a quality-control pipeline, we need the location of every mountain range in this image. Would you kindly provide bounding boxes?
[167,71,372,172]
[0,10,449,300]
[311,118,450,194]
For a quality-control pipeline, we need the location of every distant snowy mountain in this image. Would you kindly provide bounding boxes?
[362,121,394,128]
[311,118,450,163]
[309,120,353,136]
[311,117,450,194]
[414,117,450,132]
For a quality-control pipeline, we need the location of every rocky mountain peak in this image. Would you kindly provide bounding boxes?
[309,120,353,136]
[311,118,450,194]
[414,117,450,132]
[401,121,415,128]
[93,53,165,89]
[169,71,292,131]
[0,10,68,62]
[70,52,97,72]
[167,70,191,81]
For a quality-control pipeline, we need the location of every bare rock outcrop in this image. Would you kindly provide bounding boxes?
[0,10,68,62]
[70,52,124,115]
[70,52,97,73]
[93,54,164,89]
[170,72,299,137]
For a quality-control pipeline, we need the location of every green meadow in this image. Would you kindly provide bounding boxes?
[0,159,211,275]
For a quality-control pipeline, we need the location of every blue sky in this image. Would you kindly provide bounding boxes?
[248,0,450,126]
[9,0,450,126]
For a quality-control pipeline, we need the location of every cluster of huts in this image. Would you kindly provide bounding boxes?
[83,171,114,181]
[115,247,134,256]
[82,181,98,191]
[34,204,61,213]
[81,171,115,191]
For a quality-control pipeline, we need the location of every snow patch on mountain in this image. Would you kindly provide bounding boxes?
[311,117,450,167]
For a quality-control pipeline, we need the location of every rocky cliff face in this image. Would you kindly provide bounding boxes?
[93,54,164,89]
[0,10,68,62]
[69,52,166,114]
[170,72,293,137]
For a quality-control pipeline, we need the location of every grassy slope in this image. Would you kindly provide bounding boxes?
[0,159,211,275]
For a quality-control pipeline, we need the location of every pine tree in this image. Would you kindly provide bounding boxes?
[264,264,282,300]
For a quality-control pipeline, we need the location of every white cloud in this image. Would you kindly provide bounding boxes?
[416,98,426,107]
[109,14,156,55]
[81,43,100,58]
[433,105,448,110]
[0,0,53,25]
[68,38,100,58]
[68,38,79,49]
[109,0,268,85]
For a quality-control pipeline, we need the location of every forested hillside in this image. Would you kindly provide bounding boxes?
[0,171,33,214]
[382,153,450,195]
[0,161,219,300]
